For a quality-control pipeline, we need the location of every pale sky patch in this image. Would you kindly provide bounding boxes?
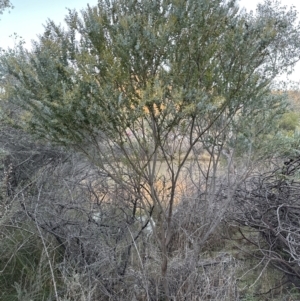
[0,0,97,49]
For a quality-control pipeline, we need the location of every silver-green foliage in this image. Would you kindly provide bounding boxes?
[1,0,299,148]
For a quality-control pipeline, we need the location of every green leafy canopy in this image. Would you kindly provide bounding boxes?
[1,0,300,152]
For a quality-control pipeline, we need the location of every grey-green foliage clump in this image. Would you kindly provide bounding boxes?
[0,0,12,14]
[0,147,7,167]
[0,147,8,202]
[1,0,299,148]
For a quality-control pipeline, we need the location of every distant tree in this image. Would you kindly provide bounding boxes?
[1,0,300,298]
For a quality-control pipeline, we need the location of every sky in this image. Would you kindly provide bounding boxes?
[0,0,97,49]
[0,0,300,83]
